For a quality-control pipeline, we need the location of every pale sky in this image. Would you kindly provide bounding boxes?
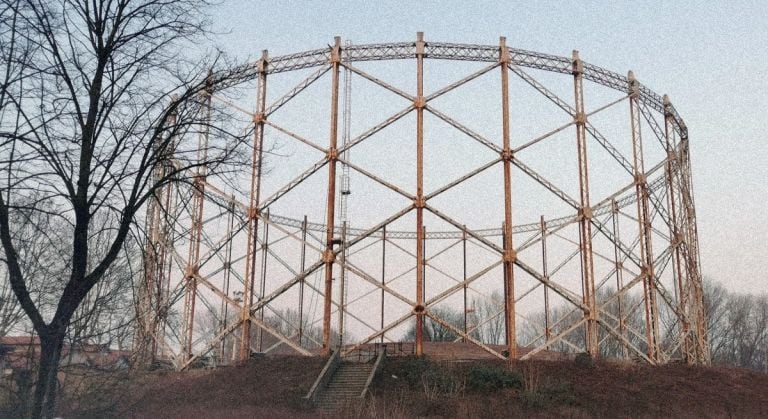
[209,0,768,294]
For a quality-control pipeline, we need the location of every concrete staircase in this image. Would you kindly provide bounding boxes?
[315,361,374,412]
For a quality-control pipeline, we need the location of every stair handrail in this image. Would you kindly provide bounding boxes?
[305,350,341,402]
[359,347,385,398]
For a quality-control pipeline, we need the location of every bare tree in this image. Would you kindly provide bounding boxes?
[704,278,768,371]
[0,267,25,336]
[469,290,506,345]
[519,287,646,358]
[193,306,334,364]
[0,197,66,336]
[0,1,255,416]
[64,220,139,354]
[404,307,463,343]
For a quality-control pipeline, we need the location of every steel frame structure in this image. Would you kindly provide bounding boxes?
[135,34,709,369]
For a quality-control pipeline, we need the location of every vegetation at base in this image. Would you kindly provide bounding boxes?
[465,363,522,392]
[574,352,594,368]
[393,356,522,393]
[520,380,576,410]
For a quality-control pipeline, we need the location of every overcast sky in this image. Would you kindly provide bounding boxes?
[209,0,768,294]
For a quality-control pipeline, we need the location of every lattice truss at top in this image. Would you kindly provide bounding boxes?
[135,34,709,370]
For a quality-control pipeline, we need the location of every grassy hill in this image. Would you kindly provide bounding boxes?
[49,354,768,418]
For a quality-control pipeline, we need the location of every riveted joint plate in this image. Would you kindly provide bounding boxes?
[322,250,336,263]
[572,59,583,75]
[413,304,426,314]
[501,149,514,161]
[503,249,517,263]
[248,207,259,220]
[327,147,339,161]
[258,50,269,73]
[414,96,426,109]
[667,149,677,162]
[416,32,426,55]
[330,50,341,64]
[413,196,426,209]
[499,38,510,64]
[253,112,266,124]
[330,38,341,63]
[574,112,586,125]
[579,206,593,220]
[634,174,646,185]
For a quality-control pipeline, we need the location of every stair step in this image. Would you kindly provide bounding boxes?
[323,388,361,392]
[312,359,381,412]
[324,389,363,392]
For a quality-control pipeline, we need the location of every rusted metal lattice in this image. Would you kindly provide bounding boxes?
[135,34,709,370]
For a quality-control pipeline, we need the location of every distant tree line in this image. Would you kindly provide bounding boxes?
[400,280,768,372]
[704,279,768,372]
[403,291,507,345]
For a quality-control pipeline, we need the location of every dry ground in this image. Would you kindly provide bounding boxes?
[48,352,768,418]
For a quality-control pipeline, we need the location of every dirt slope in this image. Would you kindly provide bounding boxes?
[372,358,768,418]
[113,356,324,418]
[65,354,768,418]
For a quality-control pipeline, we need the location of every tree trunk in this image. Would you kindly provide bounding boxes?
[30,328,65,419]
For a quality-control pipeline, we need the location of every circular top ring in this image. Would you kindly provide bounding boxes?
[229,37,687,139]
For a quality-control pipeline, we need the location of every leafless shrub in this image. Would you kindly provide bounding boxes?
[521,361,541,393]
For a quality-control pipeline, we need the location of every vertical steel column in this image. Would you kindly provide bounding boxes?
[628,71,660,362]
[138,115,174,364]
[462,228,468,342]
[298,215,307,347]
[414,32,426,356]
[663,95,690,362]
[142,181,160,357]
[322,37,342,354]
[338,221,347,348]
[572,51,598,356]
[611,199,628,358]
[257,210,270,352]
[381,225,386,345]
[500,37,517,361]
[540,216,551,346]
[678,120,708,363]
[220,199,235,362]
[502,222,509,346]
[180,76,213,364]
[159,170,176,360]
[240,50,269,362]
[138,193,158,362]
[422,225,426,300]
